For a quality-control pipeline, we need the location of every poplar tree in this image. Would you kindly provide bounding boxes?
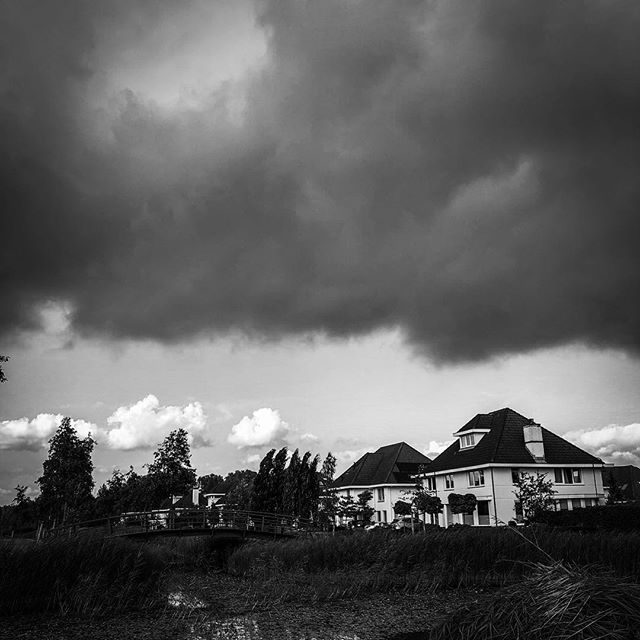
[284,449,301,515]
[271,447,289,513]
[250,448,276,511]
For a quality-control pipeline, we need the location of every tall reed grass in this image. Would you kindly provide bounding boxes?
[227,527,640,598]
[428,562,640,640]
[0,537,166,616]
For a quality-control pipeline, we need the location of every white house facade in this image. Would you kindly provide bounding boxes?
[419,408,606,526]
[332,442,431,523]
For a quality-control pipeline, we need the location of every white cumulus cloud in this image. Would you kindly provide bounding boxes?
[423,439,454,459]
[564,423,640,466]
[0,414,98,451]
[227,408,292,449]
[105,394,210,450]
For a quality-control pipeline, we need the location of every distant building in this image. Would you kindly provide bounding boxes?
[160,486,222,510]
[419,408,606,526]
[603,465,640,502]
[332,442,431,523]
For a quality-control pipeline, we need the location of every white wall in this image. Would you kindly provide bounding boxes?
[334,485,415,523]
[422,464,606,526]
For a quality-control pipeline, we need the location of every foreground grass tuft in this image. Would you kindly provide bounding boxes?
[0,537,165,616]
[429,562,640,640]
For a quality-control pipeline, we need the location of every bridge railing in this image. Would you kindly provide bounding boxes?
[44,508,314,539]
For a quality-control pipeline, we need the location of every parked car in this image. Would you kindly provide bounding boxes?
[392,516,425,531]
[364,522,391,531]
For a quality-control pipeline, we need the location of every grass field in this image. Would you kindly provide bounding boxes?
[3,525,640,639]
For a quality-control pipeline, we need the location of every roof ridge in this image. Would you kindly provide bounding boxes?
[386,442,405,483]
[488,409,508,462]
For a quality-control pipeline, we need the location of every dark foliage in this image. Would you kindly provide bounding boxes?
[37,418,96,524]
[448,493,477,515]
[0,537,164,616]
[533,504,640,530]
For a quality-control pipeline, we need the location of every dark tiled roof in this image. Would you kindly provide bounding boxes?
[333,442,431,488]
[428,408,603,472]
[159,492,208,509]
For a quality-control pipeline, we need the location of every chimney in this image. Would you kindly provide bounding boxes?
[192,487,200,507]
[523,419,545,462]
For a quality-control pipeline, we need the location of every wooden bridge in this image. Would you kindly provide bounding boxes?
[44,508,314,542]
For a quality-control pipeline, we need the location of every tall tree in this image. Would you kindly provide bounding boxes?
[251,449,276,511]
[224,470,256,509]
[303,454,321,520]
[37,417,96,523]
[284,449,302,515]
[146,428,197,503]
[318,452,339,528]
[268,447,288,512]
[198,473,224,494]
[95,467,148,516]
[0,355,8,383]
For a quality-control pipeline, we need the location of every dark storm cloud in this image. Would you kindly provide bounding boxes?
[2,0,640,362]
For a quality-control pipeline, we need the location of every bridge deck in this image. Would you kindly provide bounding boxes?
[45,508,312,541]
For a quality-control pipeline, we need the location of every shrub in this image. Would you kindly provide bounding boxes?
[533,504,640,530]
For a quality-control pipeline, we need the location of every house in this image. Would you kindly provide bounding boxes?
[159,486,224,510]
[419,408,606,526]
[332,442,431,523]
[603,465,640,502]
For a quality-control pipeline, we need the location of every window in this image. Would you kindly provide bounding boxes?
[377,487,385,501]
[511,468,520,484]
[376,511,381,522]
[468,470,485,487]
[424,476,436,491]
[554,468,583,484]
[463,512,474,525]
[346,489,351,497]
[382,510,387,522]
[571,499,583,510]
[460,434,476,448]
[429,513,438,525]
[477,501,490,526]
[445,474,455,490]
[557,499,569,511]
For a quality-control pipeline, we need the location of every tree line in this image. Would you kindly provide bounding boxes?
[0,417,338,534]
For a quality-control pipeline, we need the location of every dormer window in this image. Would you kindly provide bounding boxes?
[456,428,490,449]
[460,434,477,448]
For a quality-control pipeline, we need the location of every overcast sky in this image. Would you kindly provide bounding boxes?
[2,0,640,502]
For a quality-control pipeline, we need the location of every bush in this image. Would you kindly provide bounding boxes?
[0,537,165,616]
[533,504,640,530]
